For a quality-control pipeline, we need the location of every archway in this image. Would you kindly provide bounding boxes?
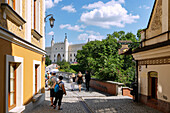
[148,71,158,99]
[57,54,61,62]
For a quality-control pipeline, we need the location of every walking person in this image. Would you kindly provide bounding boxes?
[53,76,66,110]
[85,71,91,91]
[77,71,83,92]
[71,73,76,91]
[48,72,57,106]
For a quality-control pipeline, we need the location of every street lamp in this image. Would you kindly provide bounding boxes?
[44,14,55,28]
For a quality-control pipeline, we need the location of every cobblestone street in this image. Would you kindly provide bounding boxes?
[31,80,162,113]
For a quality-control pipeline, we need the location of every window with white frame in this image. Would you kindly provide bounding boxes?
[8,0,15,10]
[33,60,41,95]
[8,63,17,110]
[33,0,40,32]
[6,55,25,113]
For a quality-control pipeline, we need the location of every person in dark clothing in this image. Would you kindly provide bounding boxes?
[77,71,83,92]
[53,76,66,110]
[85,71,91,91]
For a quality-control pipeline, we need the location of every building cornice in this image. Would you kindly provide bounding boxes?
[0,27,46,55]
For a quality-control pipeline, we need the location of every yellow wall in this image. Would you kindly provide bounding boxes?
[0,38,12,113]
[138,64,170,102]
[12,43,45,104]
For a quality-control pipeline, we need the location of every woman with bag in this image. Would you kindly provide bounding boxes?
[77,71,83,92]
[53,76,66,110]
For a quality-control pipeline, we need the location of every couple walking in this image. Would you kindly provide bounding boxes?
[48,73,66,110]
[71,71,91,92]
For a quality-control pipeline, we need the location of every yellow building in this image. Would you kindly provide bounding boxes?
[132,0,170,112]
[0,0,45,113]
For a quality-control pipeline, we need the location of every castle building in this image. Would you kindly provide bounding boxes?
[0,0,45,113]
[45,34,85,63]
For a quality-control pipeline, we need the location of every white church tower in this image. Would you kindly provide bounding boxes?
[64,33,69,62]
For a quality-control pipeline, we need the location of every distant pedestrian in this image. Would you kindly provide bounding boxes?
[85,71,91,91]
[48,72,57,106]
[53,76,66,110]
[77,71,83,92]
[71,73,76,91]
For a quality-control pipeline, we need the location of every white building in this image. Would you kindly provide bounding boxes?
[46,34,85,63]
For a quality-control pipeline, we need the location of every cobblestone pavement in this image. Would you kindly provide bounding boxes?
[31,80,162,113]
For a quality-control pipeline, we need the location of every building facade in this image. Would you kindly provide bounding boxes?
[132,0,170,112]
[46,34,85,63]
[0,0,45,113]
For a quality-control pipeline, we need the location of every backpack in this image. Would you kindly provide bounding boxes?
[54,81,63,93]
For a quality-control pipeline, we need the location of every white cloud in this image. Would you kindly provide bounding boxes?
[78,31,104,42]
[60,24,85,32]
[45,0,62,9]
[81,0,139,28]
[82,0,125,9]
[61,5,76,13]
[48,31,54,35]
[45,0,54,9]
[139,5,150,10]
[54,0,62,4]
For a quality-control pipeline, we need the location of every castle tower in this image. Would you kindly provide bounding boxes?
[64,33,69,62]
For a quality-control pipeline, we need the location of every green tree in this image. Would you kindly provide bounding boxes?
[45,55,51,66]
[76,30,141,86]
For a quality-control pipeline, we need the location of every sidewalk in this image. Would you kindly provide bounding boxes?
[31,80,162,113]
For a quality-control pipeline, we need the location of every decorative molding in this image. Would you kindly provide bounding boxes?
[0,27,46,55]
[138,56,170,65]
[31,29,42,40]
[1,3,26,26]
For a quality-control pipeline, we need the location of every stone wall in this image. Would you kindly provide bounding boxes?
[90,79,123,96]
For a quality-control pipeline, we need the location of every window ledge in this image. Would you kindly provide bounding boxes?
[1,3,26,26]
[9,106,25,113]
[31,29,42,40]
[32,93,42,103]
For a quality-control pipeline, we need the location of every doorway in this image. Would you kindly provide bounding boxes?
[148,71,158,99]
[57,54,61,62]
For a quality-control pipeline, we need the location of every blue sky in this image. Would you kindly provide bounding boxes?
[45,0,155,47]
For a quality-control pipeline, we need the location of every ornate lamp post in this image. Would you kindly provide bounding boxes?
[43,14,55,61]
[44,14,55,28]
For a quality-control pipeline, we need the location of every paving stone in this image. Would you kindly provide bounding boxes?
[30,80,163,113]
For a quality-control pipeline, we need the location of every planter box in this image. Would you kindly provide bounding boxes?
[122,87,133,98]
[90,78,124,95]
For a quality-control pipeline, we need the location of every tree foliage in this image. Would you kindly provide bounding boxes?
[45,55,52,66]
[76,31,141,86]
[57,60,76,73]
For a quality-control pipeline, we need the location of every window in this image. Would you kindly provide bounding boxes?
[49,55,50,58]
[70,54,72,57]
[8,0,15,10]
[74,59,75,62]
[61,47,63,49]
[63,54,64,57]
[56,48,57,50]
[74,54,76,57]
[70,59,72,62]
[54,59,55,62]
[34,65,39,94]
[33,0,36,29]
[54,54,55,57]
[8,63,17,110]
